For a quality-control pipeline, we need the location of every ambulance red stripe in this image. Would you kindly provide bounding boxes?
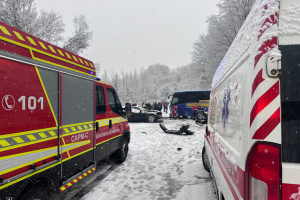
[252,107,280,140]
[250,81,279,127]
[254,37,277,69]
[205,135,241,200]
[257,14,278,41]
[251,69,264,97]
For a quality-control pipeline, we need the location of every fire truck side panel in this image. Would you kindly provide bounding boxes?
[61,74,95,181]
[0,58,60,199]
[37,68,59,121]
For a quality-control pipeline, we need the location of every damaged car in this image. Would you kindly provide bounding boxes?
[127,106,162,123]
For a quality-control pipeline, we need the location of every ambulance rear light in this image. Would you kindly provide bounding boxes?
[245,142,281,200]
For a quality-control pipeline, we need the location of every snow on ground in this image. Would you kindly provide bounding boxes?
[79,117,216,200]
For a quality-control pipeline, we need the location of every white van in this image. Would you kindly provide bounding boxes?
[202,0,300,199]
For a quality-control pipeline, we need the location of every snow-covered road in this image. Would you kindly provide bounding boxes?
[59,118,217,200]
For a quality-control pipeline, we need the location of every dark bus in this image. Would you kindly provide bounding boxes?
[169,90,211,118]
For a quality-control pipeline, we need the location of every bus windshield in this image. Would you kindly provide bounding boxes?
[171,91,210,105]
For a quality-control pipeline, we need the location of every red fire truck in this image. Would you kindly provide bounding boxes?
[0,21,131,199]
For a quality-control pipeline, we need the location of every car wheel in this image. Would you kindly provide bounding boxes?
[19,186,52,200]
[148,115,156,123]
[117,137,129,163]
[202,146,210,172]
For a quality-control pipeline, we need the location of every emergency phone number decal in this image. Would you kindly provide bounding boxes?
[2,95,44,111]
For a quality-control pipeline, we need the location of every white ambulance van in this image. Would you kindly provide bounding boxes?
[202,0,300,199]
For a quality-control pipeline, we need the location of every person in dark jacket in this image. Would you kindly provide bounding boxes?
[193,104,198,118]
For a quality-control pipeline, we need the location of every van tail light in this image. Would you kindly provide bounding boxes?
[245,142,281,200]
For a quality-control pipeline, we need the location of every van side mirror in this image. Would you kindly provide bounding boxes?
[125,103,132,116]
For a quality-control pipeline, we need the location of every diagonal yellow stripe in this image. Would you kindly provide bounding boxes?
[72,55,78,62]
[26,36,37,46]
[39,132,47,138]
[0,25,11,36]
[48,131,56,136]
[13,31,24,41]
[48,45,56,53]
[38,41,47,50]
[57,49,64,56]
[65,52,72,59]
[0,140,10,147]
[35,67,58,126]
[13,137,25,143]
[27,135,36,141]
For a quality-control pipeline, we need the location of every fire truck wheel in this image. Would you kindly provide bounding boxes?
[117,137,129,163]
[19,186,52,200]
[202,146,210,173]
[148,115,156,123]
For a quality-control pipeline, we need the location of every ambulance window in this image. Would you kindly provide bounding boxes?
[107,89,122,115]
[96,86,106,114]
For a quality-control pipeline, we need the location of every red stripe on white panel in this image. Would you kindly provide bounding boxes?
[250,81,279,127]
[252,107,280,140]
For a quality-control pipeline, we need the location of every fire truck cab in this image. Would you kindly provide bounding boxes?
[0,21,131,199]
[203,0,300,199]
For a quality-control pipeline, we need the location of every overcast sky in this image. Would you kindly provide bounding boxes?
[35,0,220,74]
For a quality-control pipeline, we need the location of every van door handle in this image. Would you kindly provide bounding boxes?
[96,122,99,132]
[109,120,112,128]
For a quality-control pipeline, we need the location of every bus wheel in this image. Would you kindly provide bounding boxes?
[117,137,129,163]
[19,186,52,200]
[202,146,210,172]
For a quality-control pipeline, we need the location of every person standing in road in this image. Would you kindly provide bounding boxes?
[163,102,168,113]
[193,103,198,118]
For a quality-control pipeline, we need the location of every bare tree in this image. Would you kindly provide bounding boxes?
[191,0,256,88]
[63,15,93,54]
[34,10,65,45]
[0,0,65,45]
[0,0,37,33]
